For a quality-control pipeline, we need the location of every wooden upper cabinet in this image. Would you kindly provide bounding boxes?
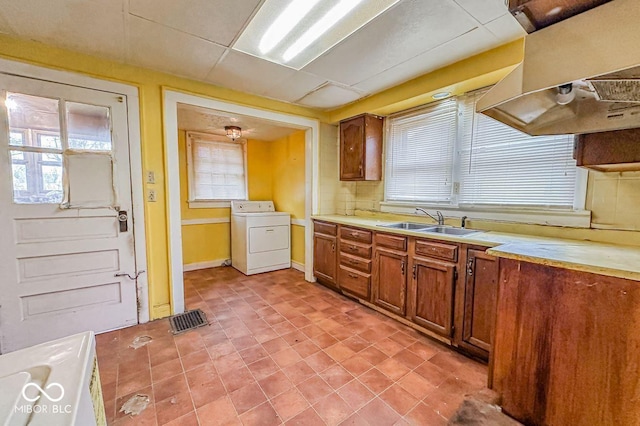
[573,128,640,172]
[340,114,383,181]
[459,248,498,361]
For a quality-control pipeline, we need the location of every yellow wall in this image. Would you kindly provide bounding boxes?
[178,129,306,267]
[0,34,324,319]
[270,131,307,265]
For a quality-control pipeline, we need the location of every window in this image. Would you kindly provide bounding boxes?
[187,132,247,204]
[6,92,114,204]
[384,90,584,215]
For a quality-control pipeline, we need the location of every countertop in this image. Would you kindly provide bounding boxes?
[312,214,640,282]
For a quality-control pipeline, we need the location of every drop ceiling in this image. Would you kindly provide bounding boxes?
[0,0,525,110]
[177,104,301,142]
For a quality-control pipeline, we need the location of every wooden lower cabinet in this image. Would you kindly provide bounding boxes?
[373,248,408,316]
[457,248,498,360]
[410,256,456,338]
[338,266,370,299]
[493,258,640,426]
[313,232,337,289]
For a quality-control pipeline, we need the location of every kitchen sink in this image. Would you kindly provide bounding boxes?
[377,222,434,230]
[419,226,482,236]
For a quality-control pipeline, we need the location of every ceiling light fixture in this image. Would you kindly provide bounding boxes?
[283,0,364,62]
[432,92,451,100]
[225,126,242,141]
[259,0,321,54]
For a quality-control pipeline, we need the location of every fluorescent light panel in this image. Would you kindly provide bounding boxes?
[234,0,400,70]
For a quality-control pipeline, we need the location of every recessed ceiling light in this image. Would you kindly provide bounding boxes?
[432,92,451,100]
[259,0,320,54]
[234,0,400,70]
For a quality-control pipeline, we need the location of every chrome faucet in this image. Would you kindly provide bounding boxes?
[415,208,445,225]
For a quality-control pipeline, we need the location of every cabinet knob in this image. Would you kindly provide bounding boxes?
[412,264,417,280]
[331,243,335,252]
[401,261,405,275]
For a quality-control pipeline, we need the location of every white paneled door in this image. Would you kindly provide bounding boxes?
[0,74,138,353]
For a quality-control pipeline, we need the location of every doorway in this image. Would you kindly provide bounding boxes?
[163,90,319,314]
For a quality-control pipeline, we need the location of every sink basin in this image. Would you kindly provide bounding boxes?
[378,222,434,230]
[419,226,482,236]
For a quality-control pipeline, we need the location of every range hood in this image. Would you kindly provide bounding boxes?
[477,0,640,136]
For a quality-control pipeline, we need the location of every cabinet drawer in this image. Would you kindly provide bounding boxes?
[340,242,372,259]
[339,266,370,300]
[340,253,372,273]
[375,233,407,251]
[314,221,337,236]
[415,240,458,262]
[340,227,372,244]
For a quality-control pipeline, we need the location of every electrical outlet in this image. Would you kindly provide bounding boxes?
[146,170,155,184]
[147,189,157,202]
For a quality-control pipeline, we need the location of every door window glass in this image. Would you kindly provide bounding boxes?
[5,93,112,204]
[67,102,112,151]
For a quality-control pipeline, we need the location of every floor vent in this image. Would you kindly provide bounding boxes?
[168,309,208,334]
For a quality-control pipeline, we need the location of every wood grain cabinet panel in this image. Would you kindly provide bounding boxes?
[458,248,498,361]
[313,221,338,290]
[373,248,408,316]
[410,257,456,337]
[340,114,383,181]
[492,259,640,426]
[339,266,370,300]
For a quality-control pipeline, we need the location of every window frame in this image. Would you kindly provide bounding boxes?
[381,93,590,228]
[186,131,248,208]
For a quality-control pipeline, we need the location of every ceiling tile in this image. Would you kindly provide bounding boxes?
[177,105,300,141]
[0,0,126,61]
[303,0,478,86]
[128,0,261,47]
[354,27,499,94]
[205,50,296,97]
[297,84,364,109]
[262,72,326,103]
[485,13,527,40]
[454,0,508,24]
[128,15,226,81]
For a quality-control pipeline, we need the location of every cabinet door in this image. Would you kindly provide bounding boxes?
[340,116,365,180]
[461,249,498,357]
[313,233,337,287]
[373,249,408,316]
[411,257,455,337]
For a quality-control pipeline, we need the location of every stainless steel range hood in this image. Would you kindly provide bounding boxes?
[477,0,640,136]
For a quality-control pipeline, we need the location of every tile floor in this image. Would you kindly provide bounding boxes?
[97,267,487,425]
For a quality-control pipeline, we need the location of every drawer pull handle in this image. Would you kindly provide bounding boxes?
[349,246,357,251]
[348,273,358,279]
[266,229,275,232]
[350,232,358,237]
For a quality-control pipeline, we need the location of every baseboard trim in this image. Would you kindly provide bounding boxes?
[291,261,305,272]
[183,259,227,271]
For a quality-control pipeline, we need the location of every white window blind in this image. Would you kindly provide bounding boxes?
[189,136,246,201]
[458,92,577,209]
[385,99,457,203]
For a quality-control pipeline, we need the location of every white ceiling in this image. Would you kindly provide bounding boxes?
[177,104,301,142]
[0,0,525,110]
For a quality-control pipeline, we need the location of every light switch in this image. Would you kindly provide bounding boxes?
[146,171,155,184]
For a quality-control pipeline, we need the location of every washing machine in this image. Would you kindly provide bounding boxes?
[231,201,291,275]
